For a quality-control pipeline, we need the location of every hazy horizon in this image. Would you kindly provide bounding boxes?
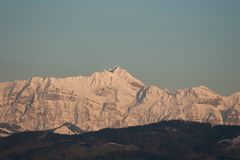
[0,0,240,95]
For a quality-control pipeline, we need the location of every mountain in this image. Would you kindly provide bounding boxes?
[52,122,84,135]
[0,66,239,134]
[1,120,240,160]
[0,123,22,137]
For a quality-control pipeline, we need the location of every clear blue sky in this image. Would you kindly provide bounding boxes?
[0,0,239,95]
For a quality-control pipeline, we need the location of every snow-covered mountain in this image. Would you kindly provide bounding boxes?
[0,66,239,135]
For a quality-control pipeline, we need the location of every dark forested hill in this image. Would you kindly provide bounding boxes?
[1,120,240,160]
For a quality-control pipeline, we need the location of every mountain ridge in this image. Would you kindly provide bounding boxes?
[0,66,239,135]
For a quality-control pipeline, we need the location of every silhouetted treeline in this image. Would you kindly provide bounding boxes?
[1,120,240,160]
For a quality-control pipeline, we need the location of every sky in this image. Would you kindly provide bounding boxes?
[0,0,239,95]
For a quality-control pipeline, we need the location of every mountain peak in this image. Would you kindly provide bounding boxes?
[104,66,144,85]
[106,65,125,73]
[191,86,219,95]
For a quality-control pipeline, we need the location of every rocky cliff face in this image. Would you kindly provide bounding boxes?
[0,66,239,133]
